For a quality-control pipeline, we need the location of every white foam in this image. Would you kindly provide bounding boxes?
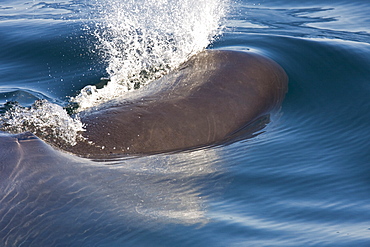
[0,100,84,146]
[72,0,229,111]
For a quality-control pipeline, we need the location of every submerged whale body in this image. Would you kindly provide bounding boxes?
[63,50,288,157]
[0,131,217,246]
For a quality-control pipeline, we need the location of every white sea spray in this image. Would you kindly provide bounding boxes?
[0,100,84,146]
[72,0,229,111]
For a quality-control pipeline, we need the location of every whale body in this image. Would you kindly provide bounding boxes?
[65,50,288,157]
[0,50,287,245]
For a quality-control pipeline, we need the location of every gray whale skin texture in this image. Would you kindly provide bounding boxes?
[63,49,288,157]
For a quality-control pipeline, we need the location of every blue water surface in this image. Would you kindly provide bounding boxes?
[0,0,370,246]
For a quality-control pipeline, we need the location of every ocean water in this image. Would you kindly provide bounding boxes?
[1,0,370,246]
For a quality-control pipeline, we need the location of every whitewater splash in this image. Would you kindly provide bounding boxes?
[73,0,228,111]
[0,0,228,146]
[0,100,85,146]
